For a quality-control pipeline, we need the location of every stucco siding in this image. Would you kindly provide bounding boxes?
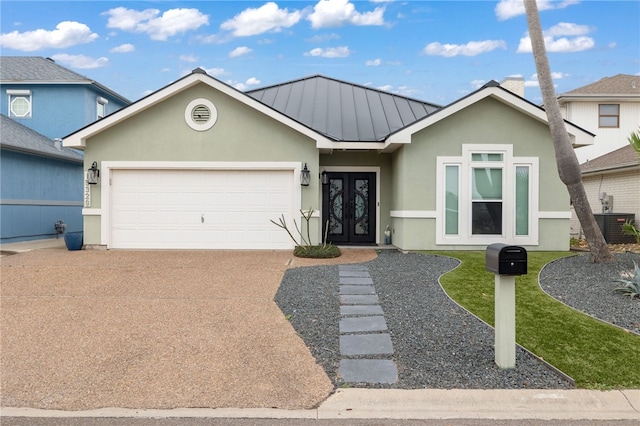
[320,151,393,244]
[81,83,320,246]
[389,97,569,251]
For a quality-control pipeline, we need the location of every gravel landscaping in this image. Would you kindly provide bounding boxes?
[276,250,575,390]
[540,251,640,335]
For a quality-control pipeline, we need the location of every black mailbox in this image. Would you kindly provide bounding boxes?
[486,243,527,276]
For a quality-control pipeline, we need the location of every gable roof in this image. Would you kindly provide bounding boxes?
[1,114,83,163]
[581,144,639,174]
[246,75,441,142]
[386,80,595,151]
[0,56,130,104]
[558,74,640,101]
[63,69,335,150]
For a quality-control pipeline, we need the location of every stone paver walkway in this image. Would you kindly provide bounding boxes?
[337,264,398,384]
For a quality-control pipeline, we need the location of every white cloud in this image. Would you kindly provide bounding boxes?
[179,54,198,63]
[525,72,567,87]
[204,67,225,76]
[0,21,98,51]
[422,40,507,57]
[308,0,385,29]
[220,2,302,37]
[308,33,340,43]
[103,7,209,41]
[229,46,253,58]
[304,46,351,58]
[495,0,580,21]
[50,53,108,69]
[517,22,595,53]
[470,79,486,90]
[110,43,135,53]
[366,58,382,66]
[230,77,262,91]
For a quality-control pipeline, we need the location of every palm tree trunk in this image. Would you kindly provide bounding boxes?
[523,0,613,263]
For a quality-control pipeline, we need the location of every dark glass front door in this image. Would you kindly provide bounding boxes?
[322,172,376,245]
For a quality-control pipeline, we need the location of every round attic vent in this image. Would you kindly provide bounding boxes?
[185,98,217,131]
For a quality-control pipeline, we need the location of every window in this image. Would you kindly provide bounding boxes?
[438,145,538,245]
[599,104,619,128]
[97,96,108,120]
[471,167,503,235]
[8,90,32,118]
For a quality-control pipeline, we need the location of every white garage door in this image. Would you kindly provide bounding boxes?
[109,169,295,249]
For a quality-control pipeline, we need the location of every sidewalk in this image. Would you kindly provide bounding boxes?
[3,389,639,420]
[0,238,66,253]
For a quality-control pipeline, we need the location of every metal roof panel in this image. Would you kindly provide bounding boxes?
[247,75,441,142]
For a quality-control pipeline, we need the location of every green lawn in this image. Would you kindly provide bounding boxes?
[430,251,640,389]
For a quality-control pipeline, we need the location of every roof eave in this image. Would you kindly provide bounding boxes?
[582,163,640,175]
[1,144,83,163]
[64,71,334,149]
[385,85,595,147]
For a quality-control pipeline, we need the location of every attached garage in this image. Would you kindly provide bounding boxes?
[106,166,297,249]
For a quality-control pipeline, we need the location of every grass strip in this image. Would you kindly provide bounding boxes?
[432,250,640,389]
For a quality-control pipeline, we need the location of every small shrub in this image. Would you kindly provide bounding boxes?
[614,261,640,299]
[621,220,640,244]
[294,244,341,259]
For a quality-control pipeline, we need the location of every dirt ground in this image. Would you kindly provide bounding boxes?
[0,247,377,411]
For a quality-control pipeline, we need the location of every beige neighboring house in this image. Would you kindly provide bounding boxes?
[558,74,640,239]
[558,74,640,164]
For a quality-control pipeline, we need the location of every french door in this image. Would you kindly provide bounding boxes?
[322,172,376,245]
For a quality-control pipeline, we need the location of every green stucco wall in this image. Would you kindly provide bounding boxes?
[319,151,393,244]
[390,97,569,251]
[83,82,320,246]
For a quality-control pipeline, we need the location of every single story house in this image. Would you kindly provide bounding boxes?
[63,69,594,251]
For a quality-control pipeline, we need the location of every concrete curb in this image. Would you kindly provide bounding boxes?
[2,389,639,420]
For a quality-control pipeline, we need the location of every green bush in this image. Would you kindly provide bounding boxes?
[621,220,640,244]
[294,244,341,258]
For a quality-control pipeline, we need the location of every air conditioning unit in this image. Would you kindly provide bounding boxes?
[593,213,636,244]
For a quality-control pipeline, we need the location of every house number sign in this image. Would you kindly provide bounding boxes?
[84,177,91,208]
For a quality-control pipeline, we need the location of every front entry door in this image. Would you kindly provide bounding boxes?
[322,172,376,245]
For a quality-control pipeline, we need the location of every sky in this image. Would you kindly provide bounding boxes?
[1,0,639,106]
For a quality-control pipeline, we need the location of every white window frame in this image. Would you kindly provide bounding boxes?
[97,96,108,120]
[7,89,32,118]
[436,144,538,246]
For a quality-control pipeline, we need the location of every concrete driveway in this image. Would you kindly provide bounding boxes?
[1,245,376,411]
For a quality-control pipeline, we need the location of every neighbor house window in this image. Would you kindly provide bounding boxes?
[97,96,108,120]
[599,104,619,128]
[437,145,538,245]
[8,90,32,118]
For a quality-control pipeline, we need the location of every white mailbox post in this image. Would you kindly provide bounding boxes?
[485,244,527,370]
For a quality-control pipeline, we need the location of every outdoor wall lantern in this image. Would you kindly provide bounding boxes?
[300,163,311,186]
[87,161,100,184]
[321,170,328,185]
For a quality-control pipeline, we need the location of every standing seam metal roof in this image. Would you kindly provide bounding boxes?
[246,75,441,142]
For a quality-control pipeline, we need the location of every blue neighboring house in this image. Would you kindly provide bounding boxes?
[0,56,130,243]
[1,115,83,242]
